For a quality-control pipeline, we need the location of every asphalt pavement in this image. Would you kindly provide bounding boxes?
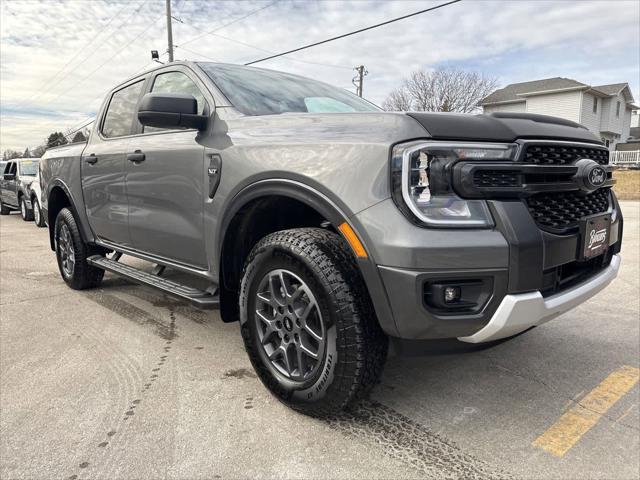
[1,202,638,479]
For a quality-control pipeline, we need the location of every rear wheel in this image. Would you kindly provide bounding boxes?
[239,228,388,416]
[55,208,104,289]
[20,197,33,221]
[32,198,45,227]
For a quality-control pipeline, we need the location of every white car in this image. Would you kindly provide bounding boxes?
[28,170,46,227]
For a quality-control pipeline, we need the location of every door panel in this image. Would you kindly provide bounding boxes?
[81,139,131,245]
[82,79,145,245]
[125,131,206,267]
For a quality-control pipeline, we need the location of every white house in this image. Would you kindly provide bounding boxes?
[480,78,637,150]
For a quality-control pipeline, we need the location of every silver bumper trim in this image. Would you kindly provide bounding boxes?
[458,254,621,343]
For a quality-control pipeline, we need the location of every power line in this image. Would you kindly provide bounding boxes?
[31,2,132,101]
[175,20,352,70]
[175,45,222,62]
[245,0,462,66]
[177,1,278,47]
[35,0,150,102]
[41,10,165,107]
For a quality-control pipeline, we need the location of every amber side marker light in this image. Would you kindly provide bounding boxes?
[338,222,368,258]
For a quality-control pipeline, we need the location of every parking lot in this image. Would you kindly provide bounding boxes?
[1,201,638,480]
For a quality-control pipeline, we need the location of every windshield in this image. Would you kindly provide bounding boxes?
[198,63,380,116]
[19,160,39,176]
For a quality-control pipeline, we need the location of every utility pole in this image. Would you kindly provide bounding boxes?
[166,0,174,62]
[352,65,368,97]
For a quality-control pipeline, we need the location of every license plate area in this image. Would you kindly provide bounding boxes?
[579,213,611,260]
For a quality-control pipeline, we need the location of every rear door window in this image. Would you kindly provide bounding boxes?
[102,80,145,138]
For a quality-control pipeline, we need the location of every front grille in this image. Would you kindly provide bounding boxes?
[473,170,521,188]
[522,144,609,165]
[526,188,611,233]
[541,251,613,297]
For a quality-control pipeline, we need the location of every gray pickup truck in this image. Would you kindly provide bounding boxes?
[40,62,622,415]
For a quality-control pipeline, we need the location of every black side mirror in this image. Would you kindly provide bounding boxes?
[138,93,207,131]
[3,173,15,181]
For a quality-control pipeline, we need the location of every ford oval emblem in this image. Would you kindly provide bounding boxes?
[588,165,606,188]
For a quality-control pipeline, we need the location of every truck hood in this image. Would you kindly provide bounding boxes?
[221,110,601,146]
[406,112,602,144]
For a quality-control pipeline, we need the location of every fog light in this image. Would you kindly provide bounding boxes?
[444,286,461,303]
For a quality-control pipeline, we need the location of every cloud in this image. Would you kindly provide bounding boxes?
[1,0,638,152]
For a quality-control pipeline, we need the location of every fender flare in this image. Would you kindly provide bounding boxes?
[217,178,399,337]
[46,179,93,250]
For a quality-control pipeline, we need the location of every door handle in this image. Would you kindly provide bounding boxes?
[85,154,98,165]
[127,151,145,163]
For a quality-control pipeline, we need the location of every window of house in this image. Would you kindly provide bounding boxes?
[604,139,610,148]
[144,71,208,133]
[593,97,598,114]
[102,80,145,138]
[616,101,621,117]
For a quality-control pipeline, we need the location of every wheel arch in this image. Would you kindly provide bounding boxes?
[46,180,89,251]
[217,179,398,336]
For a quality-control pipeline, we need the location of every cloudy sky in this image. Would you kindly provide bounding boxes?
[1,0,639,152]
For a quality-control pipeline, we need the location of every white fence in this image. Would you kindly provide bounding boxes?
[610,150,640,166]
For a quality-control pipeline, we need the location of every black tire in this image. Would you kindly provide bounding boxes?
[20,197,33,221]
[32,197,46,227]
[0,199,10,215]
[239,228,388,416]
[54,208,105,290]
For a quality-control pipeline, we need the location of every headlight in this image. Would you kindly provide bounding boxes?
[391,141,518,228]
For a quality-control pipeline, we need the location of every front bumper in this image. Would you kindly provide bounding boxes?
[354,194,623,341]
[458,254,620,343]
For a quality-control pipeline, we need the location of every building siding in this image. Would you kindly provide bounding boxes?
[483,102,526,113]
[579,92,601,134]
[525,90,582,122]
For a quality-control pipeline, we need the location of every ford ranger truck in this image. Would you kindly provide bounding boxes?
[39,62,622,415]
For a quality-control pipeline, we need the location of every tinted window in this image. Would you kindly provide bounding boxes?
[102,80,144,138]
[145,71,207,132]
[19,160,39,176]
[198,63,380,116]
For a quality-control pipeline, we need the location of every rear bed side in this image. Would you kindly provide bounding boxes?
[40,142,92,250]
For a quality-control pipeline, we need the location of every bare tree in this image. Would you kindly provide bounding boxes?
[382,86,413,111]
[383,67,498,113]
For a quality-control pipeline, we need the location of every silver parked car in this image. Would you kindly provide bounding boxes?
[0,158,40,221]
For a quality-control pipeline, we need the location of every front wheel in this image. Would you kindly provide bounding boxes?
[239,228,388,416]
[32,198,46,227]
[55,208,104,290]
[20,197,33,221]
[0,199,10,215]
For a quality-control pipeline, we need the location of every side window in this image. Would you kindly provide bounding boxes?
[144,71,207,133]
[102,80,145,138]
[593,97,598,114]
[9,162,17,175]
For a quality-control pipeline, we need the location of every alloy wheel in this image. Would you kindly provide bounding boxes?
[58,224,75,277]
[254,269,326,382]
[20,200,26,219]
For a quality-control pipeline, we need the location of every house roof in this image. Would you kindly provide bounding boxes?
[480,77,587,105]
[592,83,628,96]
[481,78,635,105]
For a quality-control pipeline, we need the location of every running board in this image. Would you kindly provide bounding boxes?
[87,255,219,310]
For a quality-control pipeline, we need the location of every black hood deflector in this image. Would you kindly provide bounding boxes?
[406,112,601,144]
